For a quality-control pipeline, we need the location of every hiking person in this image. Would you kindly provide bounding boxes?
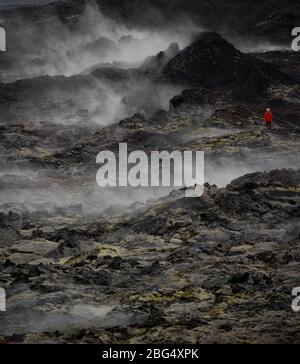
[264,108,273,129]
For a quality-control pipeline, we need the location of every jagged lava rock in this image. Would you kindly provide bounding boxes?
[161,32,293,99]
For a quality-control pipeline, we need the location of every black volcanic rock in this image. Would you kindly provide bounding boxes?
[119,113,147,129]
[0,74,103,123]
[84,37,116,53]
[91,67,133,83]
[67,37,117,60]
[169,87,219,111]
[161,32,293,99]
[227,169,300,192]
[141,43,180,74]
[253,51,300,83]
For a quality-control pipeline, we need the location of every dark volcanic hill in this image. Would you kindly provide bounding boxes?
[161,32,293,99]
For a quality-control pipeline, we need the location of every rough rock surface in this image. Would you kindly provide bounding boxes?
[161,33,293,99]
[0,169,299,343]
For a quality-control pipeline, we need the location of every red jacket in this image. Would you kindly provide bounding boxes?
[264,111,273,123]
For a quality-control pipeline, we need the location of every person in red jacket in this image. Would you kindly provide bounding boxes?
[264,108,273,129]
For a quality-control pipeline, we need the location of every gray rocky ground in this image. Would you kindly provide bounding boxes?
[0,0,299,344]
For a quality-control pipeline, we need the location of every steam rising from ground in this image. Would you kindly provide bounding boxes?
[1,2,195,127]
[3,3,199,82]
[227,35,290,53]
[0,149,298,217]
[0,2,296,219]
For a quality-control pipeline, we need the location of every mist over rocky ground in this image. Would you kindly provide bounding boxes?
[0,0,299,344]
